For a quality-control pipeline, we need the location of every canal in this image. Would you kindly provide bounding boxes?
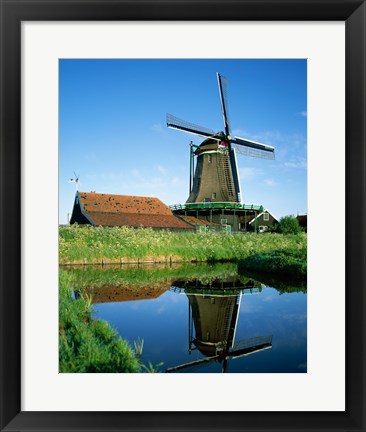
[67,262,307,373]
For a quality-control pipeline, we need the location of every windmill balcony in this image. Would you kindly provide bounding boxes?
[169,202,264,211]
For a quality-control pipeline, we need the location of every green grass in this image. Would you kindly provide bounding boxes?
[59,270,141,373]
[239,250,307,280]
[64,262,243,289]
[59,226,307,279]
[59,238,307,372]
[59,263,262,373]
[59,226,307,372]
[65,260,306,296]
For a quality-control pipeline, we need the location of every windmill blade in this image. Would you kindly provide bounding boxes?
[166,335,273,372]
[232,335,273,352]
[166,113,215,138]
[229,147,242,202]
[233,144,275,160]
[166,354,220,373]
[217,73,231,137]
[230,335,273,359]
[230,343,272,360]
[233,136,275,160]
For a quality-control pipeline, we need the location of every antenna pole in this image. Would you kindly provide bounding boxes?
[189,141,194,194]
[188,300,192,354]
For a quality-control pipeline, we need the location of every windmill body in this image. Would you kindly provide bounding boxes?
[186,134,240,204]
[167,73,275,207]
[167,279,273,373]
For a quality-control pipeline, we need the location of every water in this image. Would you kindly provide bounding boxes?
[68,263,306,373]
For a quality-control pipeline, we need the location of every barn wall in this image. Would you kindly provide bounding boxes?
[251,212,278,232]
[70,196,93,225]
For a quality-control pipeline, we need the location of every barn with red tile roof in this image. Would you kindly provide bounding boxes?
[70,192,193,230]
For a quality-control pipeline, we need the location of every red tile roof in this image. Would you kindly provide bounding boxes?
[79,192,172,215]
[78,192,192,230]
[87,282,171,303]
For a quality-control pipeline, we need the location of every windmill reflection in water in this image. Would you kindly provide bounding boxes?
[167,276,273,373]
[77,268,274,373]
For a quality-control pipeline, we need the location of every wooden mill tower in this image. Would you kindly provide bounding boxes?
[167,73,276,232]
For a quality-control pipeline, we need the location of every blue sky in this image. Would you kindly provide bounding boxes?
[59,59,307,224]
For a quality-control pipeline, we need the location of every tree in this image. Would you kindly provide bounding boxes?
[278,215,302,234]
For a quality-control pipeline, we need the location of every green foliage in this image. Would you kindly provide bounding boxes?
[65,262,241,290]
[239,249,307,280]
[60,271,168,373]
[133,337,144,358]
[141,361,165,373]
[277,215,302,235]
[59,271,141,373]
[59,225,306,268]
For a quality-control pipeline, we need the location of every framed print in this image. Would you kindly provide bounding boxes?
[0,0,365,431]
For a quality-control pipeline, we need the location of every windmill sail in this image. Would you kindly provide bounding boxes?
[229,146,242,202]
[233,136,275,160]
[166,335,273,373]
[217,73,231,137]
[217,73,242,201]
[166,113,216,139]
[166,72,276,207]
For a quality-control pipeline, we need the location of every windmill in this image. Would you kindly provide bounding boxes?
[167,73,275,204]
[69,171,81,191]
[166,288,273,373]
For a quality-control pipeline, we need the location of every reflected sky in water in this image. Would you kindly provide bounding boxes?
[71,264,308,373]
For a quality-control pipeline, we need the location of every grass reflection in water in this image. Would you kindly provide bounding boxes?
[60,262,306,373]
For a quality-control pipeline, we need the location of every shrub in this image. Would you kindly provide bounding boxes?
[277,215,302,235]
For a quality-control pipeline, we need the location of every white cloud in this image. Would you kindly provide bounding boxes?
[85,164,188,205]
[151,123,164,133]
[264,179,277,187]
[232,129,280,146]
[83,151,97,161]
[232,129,307,167]
[122,167,186,203]
[156,305,167,315]
[156,165,167,175]
[238,167,263,180]
[131,169,141,178]
[284,158,307,169]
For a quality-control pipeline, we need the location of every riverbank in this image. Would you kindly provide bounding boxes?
[60,261,307,373]
[59,226,307,278]
[59,270,142,372]
[60,256,306,372]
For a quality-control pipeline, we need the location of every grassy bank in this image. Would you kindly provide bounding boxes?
[59,227,307,372]
[59,270,141,372]
[239,250,307,280]
[59,226,307,277]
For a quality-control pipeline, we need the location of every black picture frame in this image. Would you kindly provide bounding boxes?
[1,0,365,431]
